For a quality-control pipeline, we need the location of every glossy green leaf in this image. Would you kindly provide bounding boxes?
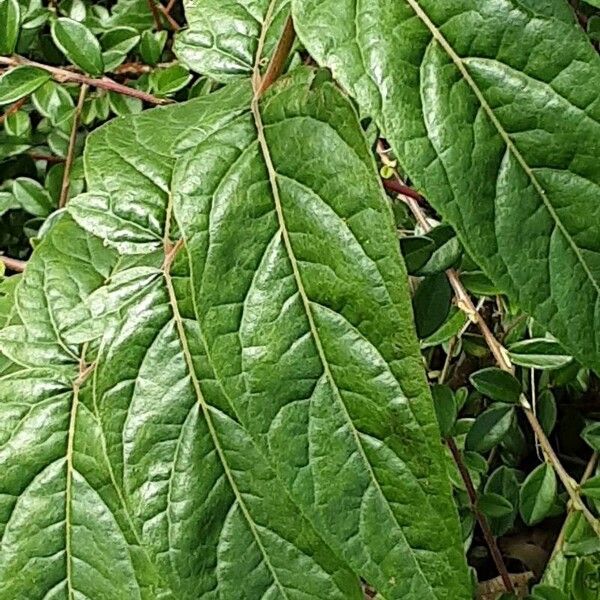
[12,177,54,217]
[519,463,557,525]
[508,338,573,370]
[3,110,30,138]
[460,271,501,297]
[51,17,104,76]
[293,0,600,374]
[465,404,514,453]
[470,367,521,404]
[399,235,434,274]
[32,80,74,124]
[1,70,471,598]
[100,26,140,71]
[0,0,20,54]
[150,64,192,96]
[0,66,51,106]
[174,0,290,81]
[0,191,19,217]
[421,307,468,348]
[106,0,154,31]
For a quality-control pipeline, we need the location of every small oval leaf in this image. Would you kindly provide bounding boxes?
[465,404,514,453]
[470,367,521,404]
[519,463,557,525]
[51,17,104,76]
[508,339,573,370]
[478,492,513,519]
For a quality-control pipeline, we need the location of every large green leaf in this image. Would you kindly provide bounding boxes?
[292,0,600,373]
[174,0,290,81]
[0,70,470,598]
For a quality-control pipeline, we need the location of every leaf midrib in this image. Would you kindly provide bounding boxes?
[404,0,600,298]
[161,237,291,600]
[250,66,438,600]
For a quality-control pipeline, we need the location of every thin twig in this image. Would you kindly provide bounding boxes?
[164,0,177,14]
[257,16,296,96]
[59,83,87,209]
[0,97,27,125]
[438,329,514,592]
[27,152,65,163]
[0,56,171,105]
[0,256,26,272]
[146,0,163,30]
[439,337,457,384]
[377,143,600,539]
[157,3,180,30]
[446,437,515,593]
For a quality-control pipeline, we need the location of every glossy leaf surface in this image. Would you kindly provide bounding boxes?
[292,0,600,373]
[0,69,470,598]
[175,0,290,81]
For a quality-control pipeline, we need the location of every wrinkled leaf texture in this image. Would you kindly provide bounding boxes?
[292,0,600,373]
[174,0,291,81]
[0,68,470,599]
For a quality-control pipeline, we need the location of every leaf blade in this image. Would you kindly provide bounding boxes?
[292,0,600,373]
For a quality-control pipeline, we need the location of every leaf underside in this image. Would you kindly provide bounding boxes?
[292,0,600,373]
[0,69,470,599]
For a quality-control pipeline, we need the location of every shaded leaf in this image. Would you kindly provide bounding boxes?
[413,272,452,338]
[478,492,513,518]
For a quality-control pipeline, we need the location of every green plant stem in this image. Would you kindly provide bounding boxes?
[379,149,600,540]
[0,255,26,272]
[0,96,27,124]
[0,55,171,105]
[59,83,87,209]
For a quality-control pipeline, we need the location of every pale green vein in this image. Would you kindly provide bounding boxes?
[406,0,600,297]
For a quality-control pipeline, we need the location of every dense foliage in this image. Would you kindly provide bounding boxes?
[0,0,599,598]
